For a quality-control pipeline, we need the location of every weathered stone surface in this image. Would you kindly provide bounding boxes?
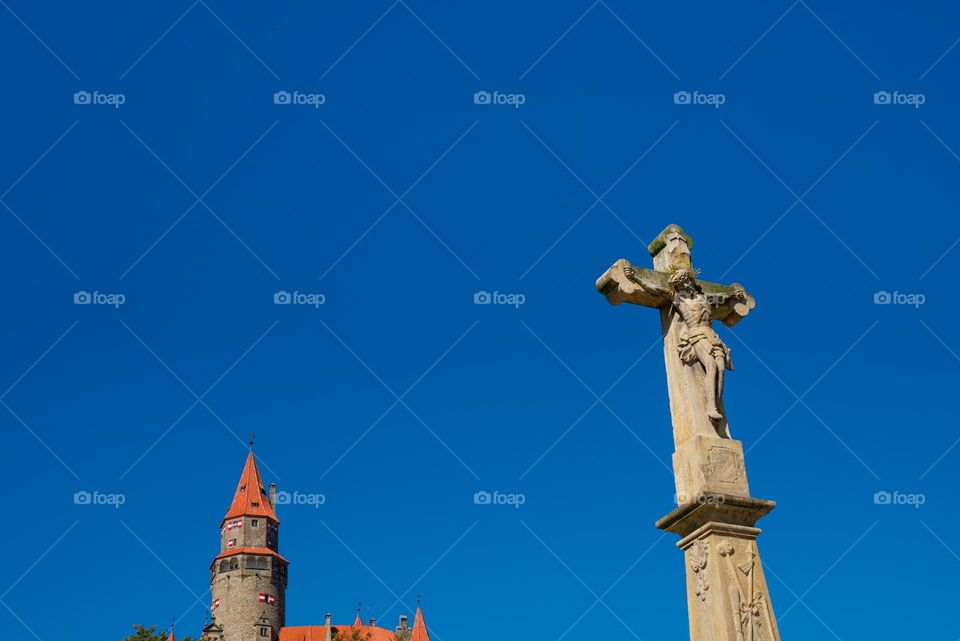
[679,525,781,641]
[597,224,781,641]
[674,436,750,502]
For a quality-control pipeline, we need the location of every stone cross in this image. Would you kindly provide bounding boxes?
[596,224,782,641]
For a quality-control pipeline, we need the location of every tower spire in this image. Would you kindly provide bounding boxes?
[223,450,279,523]
[410,602,430,641]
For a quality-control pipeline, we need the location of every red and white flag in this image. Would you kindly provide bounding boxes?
[258,593,275,605]
[212,599,220,609]
[227,538,237,548]
[227,519,243,530]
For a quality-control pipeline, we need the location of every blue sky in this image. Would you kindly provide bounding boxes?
[1,1,957,640]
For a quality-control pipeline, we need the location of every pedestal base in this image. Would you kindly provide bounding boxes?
[673,436,750,503]
[657,494,782,641]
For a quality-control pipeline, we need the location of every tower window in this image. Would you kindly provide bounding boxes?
[260,629,269,637]
[252,519,259,527]
[251,502,259,508]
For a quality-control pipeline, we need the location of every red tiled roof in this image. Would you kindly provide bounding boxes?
[223,451,279,523]
[212,546,289,564]
[410,607,429,641]
[280,625,396,641]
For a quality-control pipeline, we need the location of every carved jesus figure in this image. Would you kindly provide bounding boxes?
[669,269,733,422]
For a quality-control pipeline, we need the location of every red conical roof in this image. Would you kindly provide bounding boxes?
[353,611,363,626]
[167,632,175,641]
[410,607,429,641]
[223,451,279,523]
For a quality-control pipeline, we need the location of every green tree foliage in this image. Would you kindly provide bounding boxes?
[334,627,374,641]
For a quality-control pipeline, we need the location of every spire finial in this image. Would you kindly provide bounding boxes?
[417,594,421,606]
[249,432,255,450]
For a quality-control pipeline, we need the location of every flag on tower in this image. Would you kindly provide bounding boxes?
[258,593,275,605]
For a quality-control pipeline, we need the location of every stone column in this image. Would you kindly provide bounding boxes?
[657,495,782,641]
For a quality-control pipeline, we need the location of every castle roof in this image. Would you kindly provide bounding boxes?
[223,450,279,524]
[278,607,429,641]
[279,624,396,641]
[410,606,430,641]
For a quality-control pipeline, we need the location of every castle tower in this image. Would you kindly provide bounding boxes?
[209,450,288,641]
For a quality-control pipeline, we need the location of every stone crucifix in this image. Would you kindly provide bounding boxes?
[597,224,782,641]
[596,224,754,458]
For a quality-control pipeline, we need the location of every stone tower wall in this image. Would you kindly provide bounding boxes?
[210,555,287,641]
[212,515,286,641]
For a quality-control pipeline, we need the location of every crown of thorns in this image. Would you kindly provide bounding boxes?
[668,268,700,286]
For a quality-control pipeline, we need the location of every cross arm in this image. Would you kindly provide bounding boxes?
[596,258,672,308]
[699,279,756,327]
[596,259,756,327]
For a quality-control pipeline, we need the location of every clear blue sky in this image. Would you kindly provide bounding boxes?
[1,2,957,640]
